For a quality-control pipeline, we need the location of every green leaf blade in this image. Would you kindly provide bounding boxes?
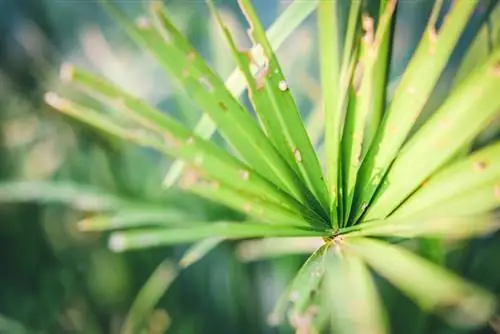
[345,237,496,329]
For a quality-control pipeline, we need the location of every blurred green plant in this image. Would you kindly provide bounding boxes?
[16,0,500,332]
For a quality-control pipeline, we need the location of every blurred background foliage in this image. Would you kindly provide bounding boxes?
[0,0,499,333]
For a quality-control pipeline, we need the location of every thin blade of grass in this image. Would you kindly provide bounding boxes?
[234,0,330,216]
[353,1,477,221]
[365,0,395,147]
[107,222,327,252]
[77,208,192,232]
[0,180,125,211]
[178,237,224,268]
[166,0,320,187]
[325,248,388,334]
[392,142,500,219]
[236,237,323,262]
[345,237,496,329]
[342,1,396,222]
[318,0,340,219]
[347,213,500,241]
[122,237,223,333]
[366,49,500,220]
[121,260,177,334]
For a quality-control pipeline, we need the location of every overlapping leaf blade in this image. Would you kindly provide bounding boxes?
[234,0,330,217]
[318,0,341,220]
[44,93,326,227]
[347,213,500,241]
[341,0,396,222]
[393,142,500,218]
[345,237,496,328]
[107,222,326,252]
[325,248,388,334]
[165,0,321,186]
[353,1,477,221]
[366,48,500,220]
[96,0,323,214]
[62,66,324,223]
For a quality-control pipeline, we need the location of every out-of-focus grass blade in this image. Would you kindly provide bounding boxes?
[77,208,192,232]
[318,0,340,218]
[454,3,500,87]
[348,213,500,241]
[0,180,125,211]
[354,1,477,220]
[122,239,223,333]
[345,237,496,328]
[342,0,396,222]
[108,222,326,252]
[166,0,320,187]
[62,66,307,214]
[415,181,500,218]
[366,49,500,220]
[325,248,388,334]
[121,260,177,334]
[98,0,313,208]
[236,237,323,262]
[393,142,500,219]
[233,0,330,216]
[266,244,329,327]
[179,237,224,268]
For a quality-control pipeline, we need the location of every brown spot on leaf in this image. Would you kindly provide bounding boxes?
[473,161,488,171]
[187,52,196,62]
[218,101,227,111]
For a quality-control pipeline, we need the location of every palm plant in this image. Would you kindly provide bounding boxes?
[44,0,500,332]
